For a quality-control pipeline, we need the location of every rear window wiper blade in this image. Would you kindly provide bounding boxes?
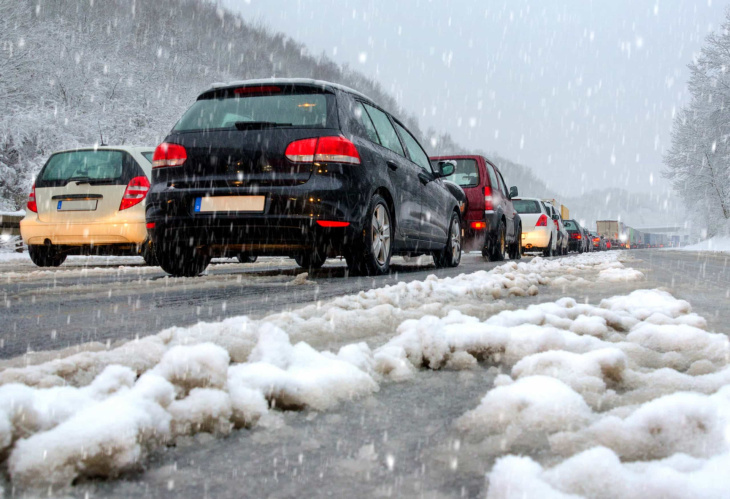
[65,177,116,185]
[234,121,293,130]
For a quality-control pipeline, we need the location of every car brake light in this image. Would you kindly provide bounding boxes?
[27,184,37,213]
[536,214,548,226]
[146,222,155,229]
[152,142,187,168]
[571,233,582,239]
[553,220,559,229]
[484,186,493,211]
[471,221,486,229]
[316,221,350,228]
[285,136,361,165]
[233,86,281,95]
[119,176,150,211]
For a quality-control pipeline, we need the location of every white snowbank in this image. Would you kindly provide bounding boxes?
[0,251,670,490]
[677,236,730,253]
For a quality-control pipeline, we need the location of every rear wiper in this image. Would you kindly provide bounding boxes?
[65,177,115,186]
[66,176,91,185]
[234,121,293,130]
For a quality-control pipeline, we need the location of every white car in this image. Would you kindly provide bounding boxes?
[20,146,155,267]
[513,197,558,256]
[543,201,569,255]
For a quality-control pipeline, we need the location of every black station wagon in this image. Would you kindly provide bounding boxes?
[146,79,465,277]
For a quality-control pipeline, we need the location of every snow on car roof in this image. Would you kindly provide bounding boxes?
[206,78,372,101]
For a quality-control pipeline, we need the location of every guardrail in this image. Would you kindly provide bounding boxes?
[0,214,25,252]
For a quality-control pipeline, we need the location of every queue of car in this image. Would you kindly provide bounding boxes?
[20,78,613,274]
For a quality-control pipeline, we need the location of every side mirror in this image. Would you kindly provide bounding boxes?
[551,214,559,221]
[509,186,518,198]
[438,160,456,177]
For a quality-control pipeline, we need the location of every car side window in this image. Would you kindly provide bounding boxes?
[497,171,509,197]
[363,104,405,156]
[394,122,431,172]
[353,101,381,145]
[486,163,499,191]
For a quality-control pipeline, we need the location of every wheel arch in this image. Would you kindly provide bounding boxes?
[372,187,396,234]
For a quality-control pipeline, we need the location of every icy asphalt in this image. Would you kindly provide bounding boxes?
[0,249,728,498]
[0,250,728,363]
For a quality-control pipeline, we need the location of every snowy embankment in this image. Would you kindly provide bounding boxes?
[676,236,730,253]
[7,251,716,495]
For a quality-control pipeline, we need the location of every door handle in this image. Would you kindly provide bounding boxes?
[387,160,398,171]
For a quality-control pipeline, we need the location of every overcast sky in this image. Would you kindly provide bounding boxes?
[222,0,726,196]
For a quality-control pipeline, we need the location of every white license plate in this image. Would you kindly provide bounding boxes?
[194,196,265,213]
[57,200,98,211]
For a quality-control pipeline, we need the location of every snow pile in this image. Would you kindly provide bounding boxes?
[0,252,625,388]
[597,266,644,282]
[678,236,730,253]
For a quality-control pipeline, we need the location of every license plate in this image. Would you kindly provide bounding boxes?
[194,196,266,213]
[57,200,98,211]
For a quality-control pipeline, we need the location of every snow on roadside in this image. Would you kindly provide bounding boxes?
[676,236,730,253]
[0,251,657,489]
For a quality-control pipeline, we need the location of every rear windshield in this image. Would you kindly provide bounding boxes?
[513,199,542,214]
[430,159,479,187]
[38,150,127,187]
[563,220,578,230]
[174,89,335,132]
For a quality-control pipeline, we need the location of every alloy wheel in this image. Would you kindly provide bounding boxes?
[371,203,391,265]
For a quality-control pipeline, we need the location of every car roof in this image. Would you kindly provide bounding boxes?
[205,78,373,101]
[51,145,155,154]
[511,197,542,202]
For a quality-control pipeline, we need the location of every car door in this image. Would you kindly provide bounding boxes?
[493,169,516,242]
[392,121,451,246]
[360,103,423,244]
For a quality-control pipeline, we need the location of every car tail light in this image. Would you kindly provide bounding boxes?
[152,142,187,168]
[571,233,582,239]
[146,222,155,229]
[316,220,350,228]
[553,220,560,229]
[593,237,599,242]
[27,184,37,213]
[471,221,486,229]
[119,176,150,211]
[484,186,494,211]
[233,86,281,95]
[286,136,361,165]
[536,214,548,227]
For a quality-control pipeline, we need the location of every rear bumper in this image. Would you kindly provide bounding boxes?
[20,216,147,246]
[145,172,369,255]
[568,241,583,251]
[522,227,551,249]
[462,210,500,252]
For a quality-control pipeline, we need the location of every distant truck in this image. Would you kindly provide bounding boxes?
[596,220,626,249]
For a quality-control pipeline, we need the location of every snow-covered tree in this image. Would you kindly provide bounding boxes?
[664,13,730,237]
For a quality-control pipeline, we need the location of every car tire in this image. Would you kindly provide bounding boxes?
[156,241,211,277]
[508,225,522,260]
[346,194,392,276]
[543,236,554,257]
[237,253,258,264]
[488,220,507,261]
[294,249,326,271]
[141,239,158,266]
[28,244,66,267]
[433,211,462,268]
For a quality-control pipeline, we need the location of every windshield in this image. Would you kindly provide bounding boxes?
[38,150,126,187]
[430,158,479,187]
[174,91,333,132]
[513,199,542,214]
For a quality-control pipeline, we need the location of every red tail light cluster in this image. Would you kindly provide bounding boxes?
[535,214,548,227]
[285,136,361,165]
[27,184,37,213]
[484,186,494,211]
[119,176,150,211]
[570,233,582,239]
[152,143,187,168]
[471,221,486,230]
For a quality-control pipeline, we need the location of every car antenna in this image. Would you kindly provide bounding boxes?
[98,122,106,146]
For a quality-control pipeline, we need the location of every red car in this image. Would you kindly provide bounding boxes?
[430,155,522,261]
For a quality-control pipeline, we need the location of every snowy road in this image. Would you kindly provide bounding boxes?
[0,250,729,498]
[1,254,531,361]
